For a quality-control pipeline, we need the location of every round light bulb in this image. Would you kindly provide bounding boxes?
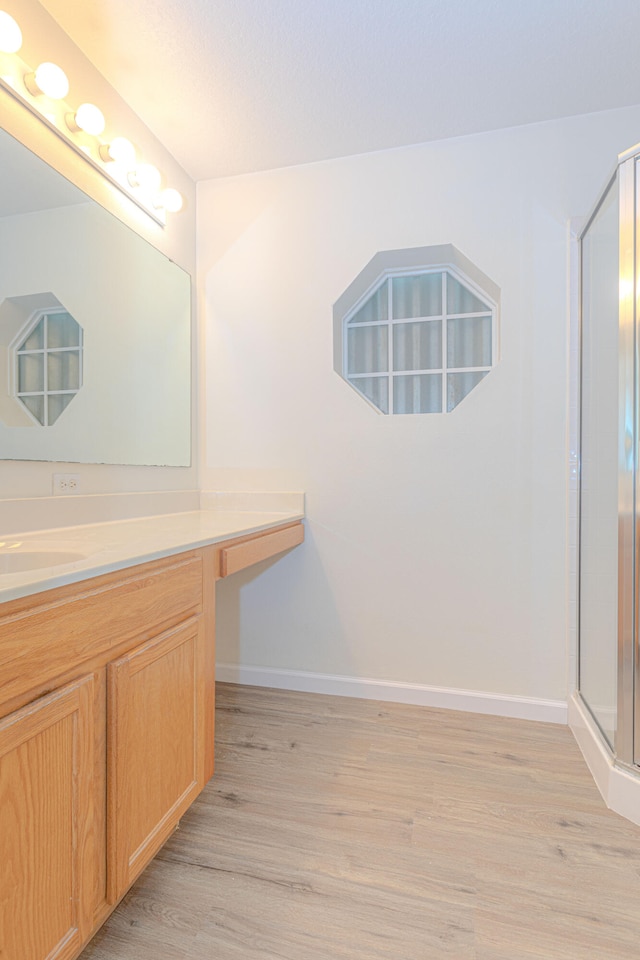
[26,62,69,99]
[99,136,136,167]
[158,188,183,213]
[74,102,105,135]
[131,163,162,192]
[0,11,22,53]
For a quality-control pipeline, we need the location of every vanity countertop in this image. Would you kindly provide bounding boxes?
[0,508,304,604]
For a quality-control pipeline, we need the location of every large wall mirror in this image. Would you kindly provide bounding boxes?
[0,127,191,466]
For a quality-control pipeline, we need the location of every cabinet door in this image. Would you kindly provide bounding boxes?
[0,674,95,960]
[107,616,205,902]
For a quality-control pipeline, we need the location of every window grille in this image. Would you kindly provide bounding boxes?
[14,308,83,426]
[334,245,499,416]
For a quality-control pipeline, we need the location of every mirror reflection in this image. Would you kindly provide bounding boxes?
[0,128,191,466]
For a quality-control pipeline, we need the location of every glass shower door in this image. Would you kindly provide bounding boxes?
[579,173,620,750]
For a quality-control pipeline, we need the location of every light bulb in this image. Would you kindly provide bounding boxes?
[67,103,105,136]
[24,62,69,99]
[99,136,136,167]
[157,188,184,213]
[0,11,22,52]
[128,163,161,192]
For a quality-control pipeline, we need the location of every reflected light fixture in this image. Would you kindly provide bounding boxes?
[0,10,21,52]
[619,278,634,301]
[99,136,136,166]
[128,163,161,191]
[66,102,105,136]
[24,61,69,99]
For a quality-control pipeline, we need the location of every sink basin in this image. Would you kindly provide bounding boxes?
[0,550,87,574]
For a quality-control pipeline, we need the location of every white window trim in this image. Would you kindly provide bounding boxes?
[342,264,498,415]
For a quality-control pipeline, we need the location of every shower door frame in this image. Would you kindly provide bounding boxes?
[632,152,640,768]
[577,143,640,771]
[618,151,635,768]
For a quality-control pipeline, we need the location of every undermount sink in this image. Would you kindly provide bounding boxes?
[0,550,87,574]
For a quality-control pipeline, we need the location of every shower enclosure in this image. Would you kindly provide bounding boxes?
[579,141,640,770]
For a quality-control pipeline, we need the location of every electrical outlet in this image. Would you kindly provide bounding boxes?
[52,473,81,496]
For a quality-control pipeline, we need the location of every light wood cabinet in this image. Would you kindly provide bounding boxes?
[217,522,304,578]
[0,519,303,960]
[0,549,211,960]
[0,674,95,960]
[107,617,205,901]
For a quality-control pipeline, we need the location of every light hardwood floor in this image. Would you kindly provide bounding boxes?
[81,683,640,959]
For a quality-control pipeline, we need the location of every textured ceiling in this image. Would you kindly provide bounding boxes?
[39,0,640,181]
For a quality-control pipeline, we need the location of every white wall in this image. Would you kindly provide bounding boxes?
[199,106,640,704]
[0,0,197,501]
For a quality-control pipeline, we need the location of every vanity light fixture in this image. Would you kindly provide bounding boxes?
[24,62,69,99]
[156,187,184,213]
[0,10,185,223]
[98,136,136,166]
[66,102,105,136]
[128,162,162,192]
[0,10,21,52]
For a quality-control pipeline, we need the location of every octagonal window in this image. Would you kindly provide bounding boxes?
[334,245,499,415]
[14,308,83,426]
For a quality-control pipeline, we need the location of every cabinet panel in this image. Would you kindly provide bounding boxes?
[107,617,205,902]
[0,675,95,960]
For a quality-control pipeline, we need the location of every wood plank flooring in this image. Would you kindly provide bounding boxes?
[80,683,640,959]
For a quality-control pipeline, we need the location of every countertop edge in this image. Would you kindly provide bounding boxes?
[0,510,304,605]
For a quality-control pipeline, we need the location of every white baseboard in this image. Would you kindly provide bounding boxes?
[215,663,568,724]
[568,692,640,826]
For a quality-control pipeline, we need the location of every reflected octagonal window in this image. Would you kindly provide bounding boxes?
[15,307,83,426]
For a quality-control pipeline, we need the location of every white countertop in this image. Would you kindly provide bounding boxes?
[0,509,303,604]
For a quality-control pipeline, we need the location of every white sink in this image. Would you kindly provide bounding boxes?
[0,550,87,574]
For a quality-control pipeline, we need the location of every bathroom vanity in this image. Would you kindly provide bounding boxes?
[0,511,303,960]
